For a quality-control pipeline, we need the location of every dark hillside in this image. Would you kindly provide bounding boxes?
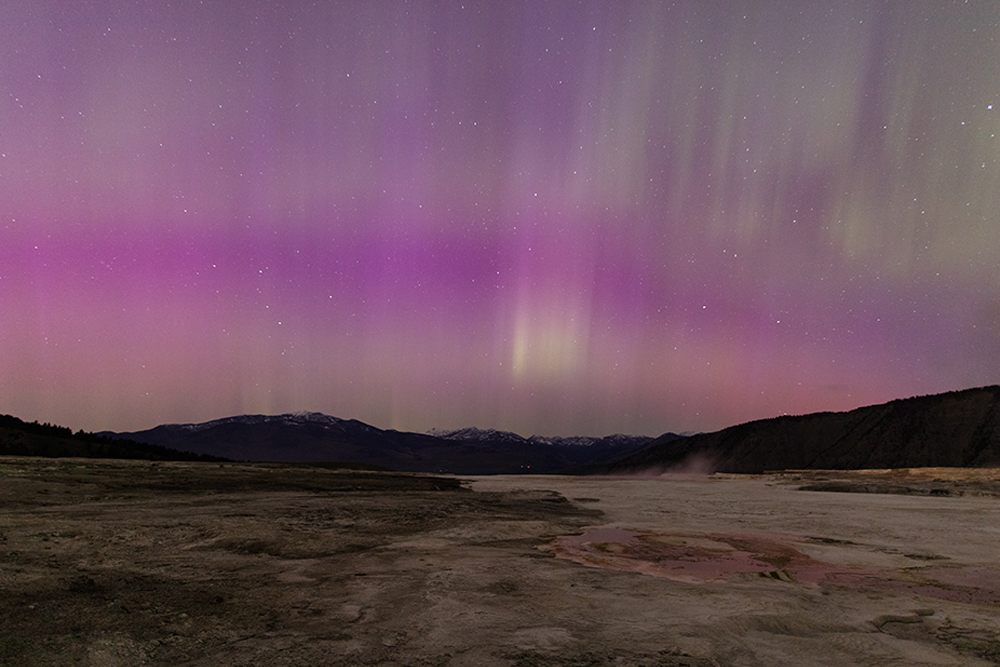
[0,415,225,462]
[598,386,1000,474]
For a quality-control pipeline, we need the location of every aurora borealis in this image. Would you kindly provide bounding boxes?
[2,1,999,437]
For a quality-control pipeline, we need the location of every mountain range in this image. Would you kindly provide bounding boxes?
[8,384,1000,475]
[594,385,1000,475]
[103,413,659,475]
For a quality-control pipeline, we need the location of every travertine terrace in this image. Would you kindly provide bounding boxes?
[2,458,998,666]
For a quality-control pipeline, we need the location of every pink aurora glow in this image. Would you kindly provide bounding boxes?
[2,1,999,435]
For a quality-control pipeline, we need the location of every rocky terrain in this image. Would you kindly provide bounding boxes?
[2,457,999,665]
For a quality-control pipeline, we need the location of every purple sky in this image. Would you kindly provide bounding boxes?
[2,1,999,437]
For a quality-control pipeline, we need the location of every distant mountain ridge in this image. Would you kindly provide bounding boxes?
[104,414,658,474]
[429,427,654,450]
[595,385,1000,475]
[171,411,368,433]
[21,385,997,474]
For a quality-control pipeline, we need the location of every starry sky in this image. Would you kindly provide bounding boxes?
[2,1,1000,437]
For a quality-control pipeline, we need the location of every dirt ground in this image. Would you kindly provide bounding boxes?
[1,458,998,666]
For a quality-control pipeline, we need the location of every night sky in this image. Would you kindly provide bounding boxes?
[3,1,999,437]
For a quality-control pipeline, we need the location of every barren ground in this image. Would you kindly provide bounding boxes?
[1,458,998,666]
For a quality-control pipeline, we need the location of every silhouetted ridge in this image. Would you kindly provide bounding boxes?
[105,413,655,474]
[597,386,1000,474]
[0,414,225,461]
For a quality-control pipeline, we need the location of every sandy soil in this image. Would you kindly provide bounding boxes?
[1,458,998,666]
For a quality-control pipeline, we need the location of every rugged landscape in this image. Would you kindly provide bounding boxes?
[2,457,999,666]
[3,386,1000,664]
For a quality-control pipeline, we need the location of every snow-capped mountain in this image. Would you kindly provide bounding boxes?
[429,427,654,451]
[173,412,373,432]
[528,434,655,449]
[427,427,533,445]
